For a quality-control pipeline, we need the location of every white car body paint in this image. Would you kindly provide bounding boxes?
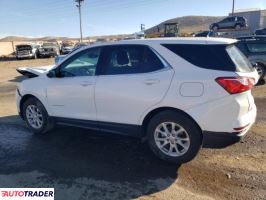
[16,37,258,136]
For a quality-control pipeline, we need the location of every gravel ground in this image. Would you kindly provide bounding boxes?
[0,58,265,200]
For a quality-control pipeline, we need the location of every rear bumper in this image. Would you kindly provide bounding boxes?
[203,131,243,148]
[202,105,256,148]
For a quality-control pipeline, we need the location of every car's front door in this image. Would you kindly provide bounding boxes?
[46,47,101,120]
[95,45,174,129]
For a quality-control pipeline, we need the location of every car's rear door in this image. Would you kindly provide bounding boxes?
[95,44,174,131]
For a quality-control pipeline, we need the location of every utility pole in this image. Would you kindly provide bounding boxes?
[232,0,235,16]
[75,0,84,42]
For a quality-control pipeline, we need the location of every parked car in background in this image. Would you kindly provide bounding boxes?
[16,38,258,164]
[55,42,88,65]
[193,31,210,37]
[16,44,39,60]
[255,28,266,36]
[38,42,60,58]
[74,42,89,49]
[236,36,266,80]
[210,16,247,31]
[61,43,74,55]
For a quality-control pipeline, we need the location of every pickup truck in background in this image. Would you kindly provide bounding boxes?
[16,44,39,60]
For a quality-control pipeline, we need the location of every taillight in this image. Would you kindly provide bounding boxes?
[215,77,255,94]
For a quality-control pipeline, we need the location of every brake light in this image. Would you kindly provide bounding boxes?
[215,77,255,94]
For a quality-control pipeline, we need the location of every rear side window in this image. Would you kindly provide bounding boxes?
[162,44,253,72]
[99,45,164,75]
[162,44,236,71]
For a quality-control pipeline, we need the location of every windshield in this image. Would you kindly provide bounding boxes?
[226,45,254,73]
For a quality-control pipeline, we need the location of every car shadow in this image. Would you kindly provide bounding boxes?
[0,115,180,199]
[0,56,17,61]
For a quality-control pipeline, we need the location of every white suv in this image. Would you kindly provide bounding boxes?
[16,38,258,164]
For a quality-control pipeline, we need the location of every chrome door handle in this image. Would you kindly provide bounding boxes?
[144,79,160,85]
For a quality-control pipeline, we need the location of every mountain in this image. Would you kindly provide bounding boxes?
[0,34,133,42]
[0,16,225,42]
[0,36,76,42]
[145,15,225,34]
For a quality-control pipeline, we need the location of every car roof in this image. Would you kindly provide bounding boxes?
[82,38,237,50]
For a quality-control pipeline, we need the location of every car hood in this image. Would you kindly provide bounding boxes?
[16,65,55,77]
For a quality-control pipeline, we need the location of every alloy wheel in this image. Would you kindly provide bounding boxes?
[26,105,43,129]
[154,122,190,157]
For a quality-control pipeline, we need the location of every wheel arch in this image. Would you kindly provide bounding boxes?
[20,94,45,119]
[141,107,203,138]
[212,24,219,28]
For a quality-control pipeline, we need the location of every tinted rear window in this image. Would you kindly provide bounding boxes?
[162,44,253,72]
[162,44,236,71]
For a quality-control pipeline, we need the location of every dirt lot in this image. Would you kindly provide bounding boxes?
[0,58,265,200]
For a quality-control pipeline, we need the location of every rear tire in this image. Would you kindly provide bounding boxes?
[22,97,54,134]
[147,111,202,164]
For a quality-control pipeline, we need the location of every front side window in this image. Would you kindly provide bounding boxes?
[221,18,230,23]
[246,43,266,53]
[59,47,101,77]
[100,45,164,75]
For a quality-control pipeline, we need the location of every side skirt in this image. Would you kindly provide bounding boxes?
[52,117,142,138]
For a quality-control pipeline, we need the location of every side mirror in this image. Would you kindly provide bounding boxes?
[47,69,57,78]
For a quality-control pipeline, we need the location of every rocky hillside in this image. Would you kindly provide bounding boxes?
[146,15,224,34]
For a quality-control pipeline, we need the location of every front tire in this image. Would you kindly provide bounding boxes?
[147,111,202,164]
[212,25,219,31]
[22,97,54,134]
[235,24,241,30]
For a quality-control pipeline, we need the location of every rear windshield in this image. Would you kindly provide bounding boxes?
[162,44,253,72]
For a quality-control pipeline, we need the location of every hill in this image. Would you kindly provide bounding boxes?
[0,34,133,42]
[145,15,224,34]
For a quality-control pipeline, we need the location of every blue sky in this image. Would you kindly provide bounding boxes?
[0,0,265,38]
